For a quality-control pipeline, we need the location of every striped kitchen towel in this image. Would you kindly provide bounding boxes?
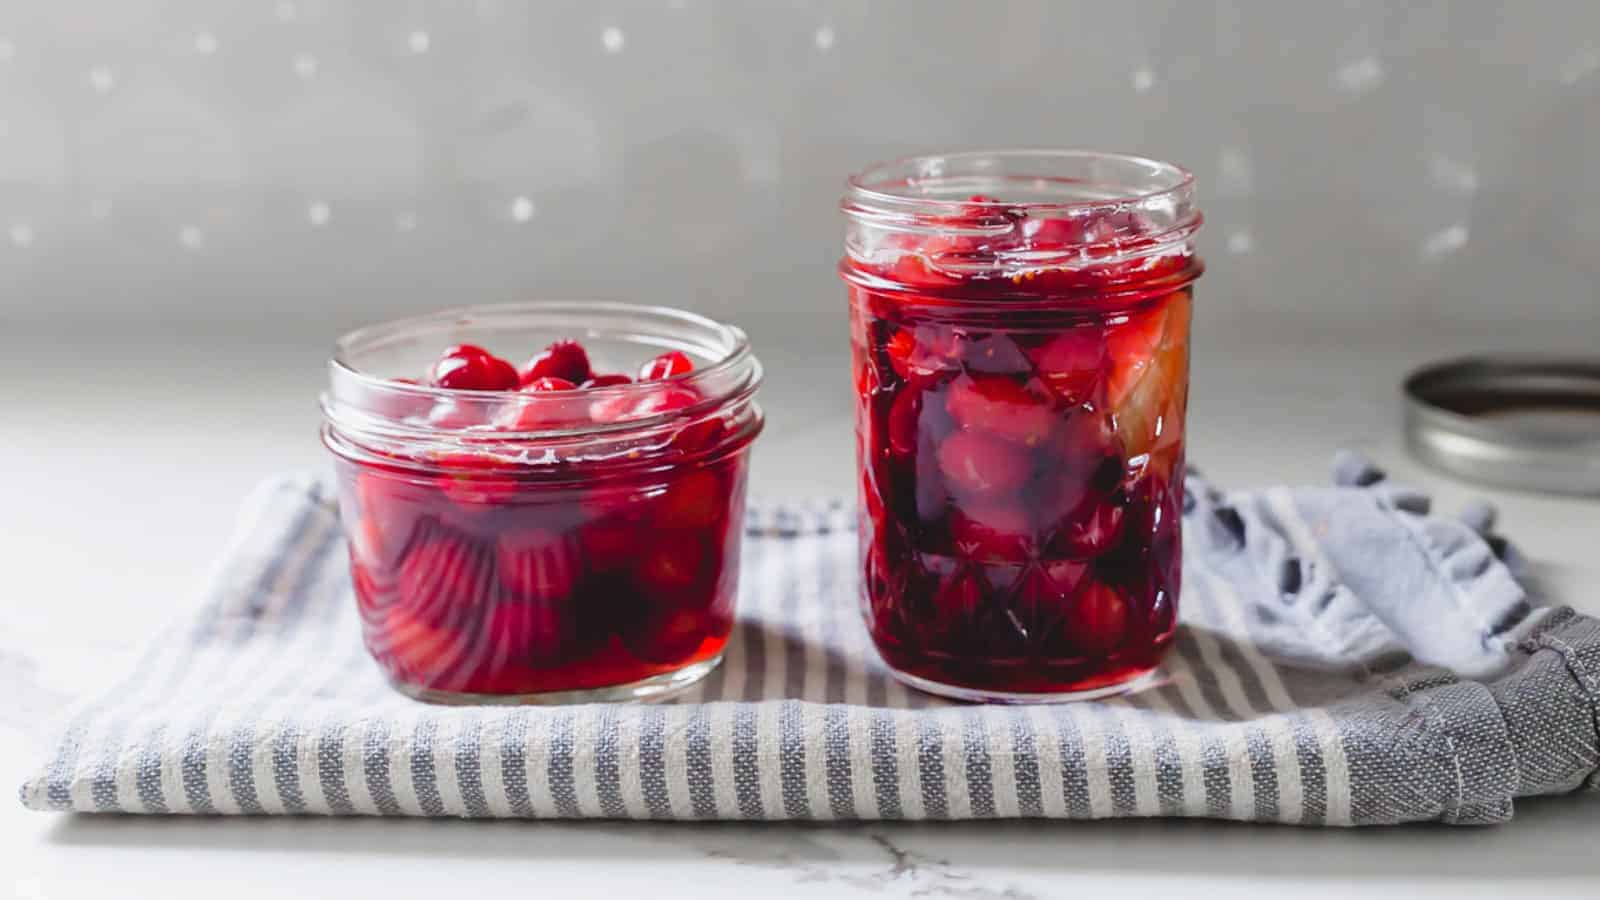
[18,454,1600,825]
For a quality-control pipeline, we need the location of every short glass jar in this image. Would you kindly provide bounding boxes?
[841,150,1203,702]
[322,302,763,704]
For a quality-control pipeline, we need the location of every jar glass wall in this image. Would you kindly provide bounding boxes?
[841,150,1203,702]
[321,302,763,704]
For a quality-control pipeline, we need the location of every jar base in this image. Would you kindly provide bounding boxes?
[887,663,1163,704]
[387,654,723,706]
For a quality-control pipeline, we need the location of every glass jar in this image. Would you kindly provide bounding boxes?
[321,302,763,704]
[840,150,1203,702]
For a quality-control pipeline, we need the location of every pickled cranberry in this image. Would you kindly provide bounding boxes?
[581,373,633,388]
[937,429,1030,497]
[621,600,722,665]
[1061,579,1129,655]
[494,377,584,431]
[430,344,519,391]
[639,350,694,381]
[652,469,726,530]
[944,375,1056,448]
[519,340,591,387]
[636,534,706,595]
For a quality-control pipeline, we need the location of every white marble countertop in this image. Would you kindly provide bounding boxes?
[4,321,1598,899]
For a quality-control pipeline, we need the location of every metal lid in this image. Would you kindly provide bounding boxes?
[1403,357,1600,496]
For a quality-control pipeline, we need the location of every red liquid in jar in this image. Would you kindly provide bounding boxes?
[845,199,1196,698]
[332,343,756,699]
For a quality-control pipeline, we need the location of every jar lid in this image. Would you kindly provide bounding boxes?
[1403,357,1600,496]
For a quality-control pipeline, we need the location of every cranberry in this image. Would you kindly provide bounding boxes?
[523,376,577,392]
[425,397,483,430]
[519,340,591,387]
[1061,579,1129,655]
[581,373,633,388]
[495,528,579,602]
[430,344,519,391]
[620,601,721,665]
[949,502,1032,563]
[1028,326,1106,405]
[636,535,707,595]
[936,429,1030,497]
[944,375,1056,448]
[494,377,586,431]
[651,469,726,530]
[590,384,701,425]
[639,350,694,382]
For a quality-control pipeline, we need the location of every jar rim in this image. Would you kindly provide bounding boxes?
[844,148,1195,214]
[322,300,762,447]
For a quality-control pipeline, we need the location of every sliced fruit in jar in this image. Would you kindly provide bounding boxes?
[481,596,567,669]
[429,344,520,391]
[1113,338,1187,462]
[1012,559,1088,639]
[1060,579,1129,655]
[651,469,727,530]
[949,502,1033,563]
[1028,326,1106,406]
[396,526,495,628]
[620,599,724,665]
[639,350,695,382]
[944,374,1056,447]
[959,333,1031,375]
[495,528,579,603]
[887,386,923,459]
[1105,304,1168,407]
[936,429,1030,497]
[377,603,477,690]
[518,340,591,387]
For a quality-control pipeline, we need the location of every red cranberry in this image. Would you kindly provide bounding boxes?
[652,469,726,530]
[481,597,567,667]
[636,535,707,594]
[430,344,519,391]
[581,373,633,388]
[944,375,1056,448]
[1061,579,1129,655]
[936,429,1030,497]
[949,502,1032,563]
[518,340,591,387]
[425,397,483,429]
[1029,327,1107,406]
[494,377,586,431]
[621,601,723,665]
[639,350,694,382]
[495,528,579,603]
[590,384,701,425]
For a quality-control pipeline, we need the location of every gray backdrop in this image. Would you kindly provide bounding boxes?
[2,0,1596,352]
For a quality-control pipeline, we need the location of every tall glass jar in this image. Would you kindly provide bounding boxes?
[840,150,1203,701]
[322,302,763,704]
